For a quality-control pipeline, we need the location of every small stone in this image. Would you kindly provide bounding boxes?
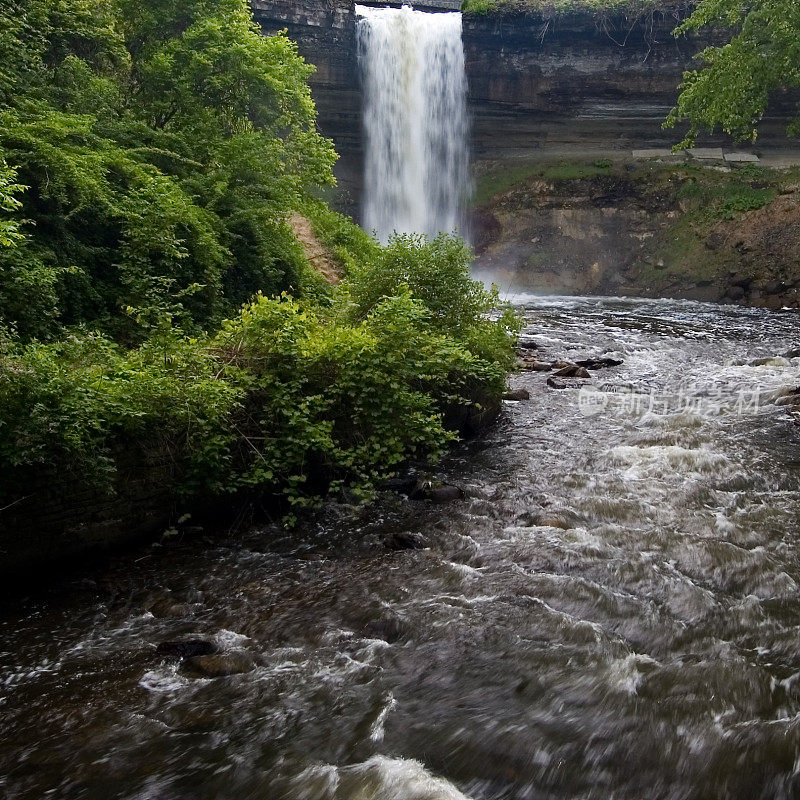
[517,339,538,350]
[553,365,591,378]
[156,639,218,659]
[184,652,255,678]
[503,388,530,401]
[784,348,800,359]
[550,360,575,370]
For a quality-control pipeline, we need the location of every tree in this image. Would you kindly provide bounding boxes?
[0,0,336,341]
[666,0,800,146]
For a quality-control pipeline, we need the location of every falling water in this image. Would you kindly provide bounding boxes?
[356,4,469,242]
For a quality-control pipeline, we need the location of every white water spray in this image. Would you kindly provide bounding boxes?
[356,4,469,242]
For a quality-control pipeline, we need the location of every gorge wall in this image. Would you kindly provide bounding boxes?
[252,0,794,210]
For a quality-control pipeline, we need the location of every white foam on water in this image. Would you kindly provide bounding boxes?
[608,444,730,474]
[290,755,474,800]
[139,665,192,693]
[369,694,397,742]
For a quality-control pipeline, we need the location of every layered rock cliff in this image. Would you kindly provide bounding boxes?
[251,0,794,209]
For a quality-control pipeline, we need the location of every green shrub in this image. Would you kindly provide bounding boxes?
[0,328,241,504]
[0,234,519,517]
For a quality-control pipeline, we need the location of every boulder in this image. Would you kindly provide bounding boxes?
[156,639,218,659]
[503,388,530,401]
[184,652,256,678]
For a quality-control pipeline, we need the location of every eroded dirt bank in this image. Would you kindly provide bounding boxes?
[472,158,800,309]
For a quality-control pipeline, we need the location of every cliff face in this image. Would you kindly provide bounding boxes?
[251,1,794,208]
[252,0,362,205]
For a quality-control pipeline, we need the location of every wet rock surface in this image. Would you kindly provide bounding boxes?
[183,652,256,678]
[156,639,218,659]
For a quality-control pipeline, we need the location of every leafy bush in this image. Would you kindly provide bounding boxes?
[0,0,337,342]
[0,328,241,505]
[0,233,518,517]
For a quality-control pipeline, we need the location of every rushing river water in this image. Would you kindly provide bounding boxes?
[3,297,800,800]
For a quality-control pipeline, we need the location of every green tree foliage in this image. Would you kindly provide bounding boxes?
[0,0,517,521]
[666,0,800,145]
[0,236,517,513]
[0,0,336,341]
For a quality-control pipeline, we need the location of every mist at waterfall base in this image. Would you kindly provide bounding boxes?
[356,4,469,243]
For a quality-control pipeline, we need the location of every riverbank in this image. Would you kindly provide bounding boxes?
[472,157,800,308]
[0,233,517,577]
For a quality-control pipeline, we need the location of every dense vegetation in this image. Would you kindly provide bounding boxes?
[0,0,516,520]
[460,0,672,15]
[667,0,800,145]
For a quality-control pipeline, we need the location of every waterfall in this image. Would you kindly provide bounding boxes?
[355,3,469,243]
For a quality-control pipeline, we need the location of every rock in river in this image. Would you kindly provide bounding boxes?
[503,388,530,401]
[553,365,591,378]
[521,360,552,372]
[184,652,256,678]
[156,639,218,659]
[576,357,624,370]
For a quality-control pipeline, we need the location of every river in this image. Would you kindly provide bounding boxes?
[2,296,800,800]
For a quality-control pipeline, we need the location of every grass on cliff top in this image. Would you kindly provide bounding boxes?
[461,0,671,15]
[473,158,615,205]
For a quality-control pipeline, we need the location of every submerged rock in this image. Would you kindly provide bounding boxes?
[503,388,530,401]
[776,388,800,407]
[576,357,624,370]
[783,348,800,359]
[362,616,408,643]
[517,508,584,530]
[385,532,429,551]
[553,364,591,378]
[410,481,464,503]
[145,594,193,618]
[156,639,218,659]
[184,652,255,678]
